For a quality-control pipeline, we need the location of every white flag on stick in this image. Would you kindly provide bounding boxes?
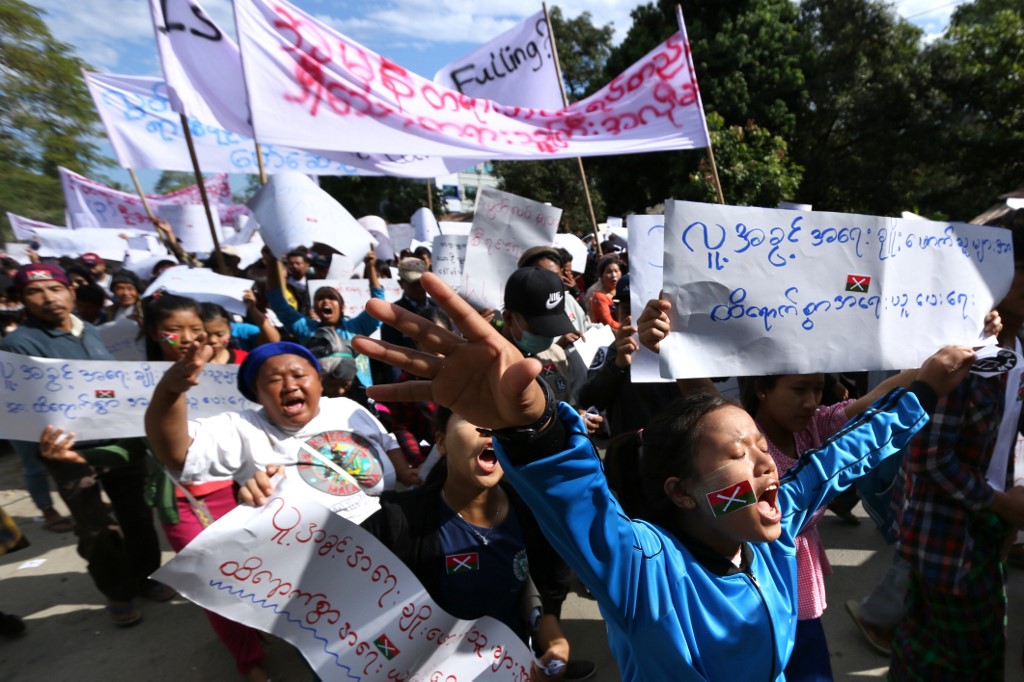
[235,0,709,159]
[434,10,563,111]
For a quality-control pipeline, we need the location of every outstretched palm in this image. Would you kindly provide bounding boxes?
[353,274,546,430]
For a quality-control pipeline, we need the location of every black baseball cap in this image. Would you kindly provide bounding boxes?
[503,267,576,337]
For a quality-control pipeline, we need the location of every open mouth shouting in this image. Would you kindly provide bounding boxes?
[757,482,781,523]
[281,394,306,417]
[476,444,499,475]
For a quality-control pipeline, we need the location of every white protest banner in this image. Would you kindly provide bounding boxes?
[432,232,470,291]
[84,71,374,178]
[235,0,709,159]
[627,214,673,383]
[96,317,146,361]
[659,201,1015,378]
[153,477,535,681]
[306,279,403,320]
[150,0,253,136]
[248,172,376,261]
[434,10,562,111]
[122,248,170,281]
[60,167,245,230]
[139,0,474,179]
[6,213,66,241]
[0,350,256,441]
[461,188,562,310]
[30,227,134,262]
[157,203,223,254]
[143,265,255,317]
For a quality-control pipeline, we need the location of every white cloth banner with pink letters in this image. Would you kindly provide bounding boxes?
[153,477,536,681]
[6,212,67,241]
[60,167,247,230]
[235,0,709,159]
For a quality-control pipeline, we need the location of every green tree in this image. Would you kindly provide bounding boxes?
[688,113,803,208]
[491,6,614,235]
[319,176,443,225]
[922,0,1024,219]
[591,0,806,216]
[154,171,197,195]
[0,0,106,239]
[792,0,933,215]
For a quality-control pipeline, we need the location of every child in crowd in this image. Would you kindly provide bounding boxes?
[199,302,249,365]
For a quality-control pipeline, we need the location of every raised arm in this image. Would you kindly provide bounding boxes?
[145,341,213,471]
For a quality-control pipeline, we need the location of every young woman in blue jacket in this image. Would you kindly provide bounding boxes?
[352,273,974,682]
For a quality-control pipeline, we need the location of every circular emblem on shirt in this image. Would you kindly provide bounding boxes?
[512,548,530,582]
[297,430,382,497]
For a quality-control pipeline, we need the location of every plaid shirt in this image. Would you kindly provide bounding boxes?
[898,373,1005,593]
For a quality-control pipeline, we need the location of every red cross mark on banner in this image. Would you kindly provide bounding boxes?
[94,389,116,399]
[374,633,400,660]
[845,274,871,293]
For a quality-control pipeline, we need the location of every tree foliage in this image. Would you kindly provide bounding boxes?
[154,171,197,196]
[0,0,106,238]
[791,0,934,215]
[319,176,443,225]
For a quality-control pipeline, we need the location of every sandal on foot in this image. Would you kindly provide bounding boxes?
[106,603,142,628]
[42,517,74,533]
[140,580,177,602]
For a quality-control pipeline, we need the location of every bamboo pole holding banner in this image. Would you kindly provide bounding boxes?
[254,142,268,185]
[426,178,434,212]
[128,168,158,223]
[542,2,603,256]
[676,4,725,205]
[179,113,228,274]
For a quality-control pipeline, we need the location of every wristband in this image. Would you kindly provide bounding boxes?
[482,378,556,445]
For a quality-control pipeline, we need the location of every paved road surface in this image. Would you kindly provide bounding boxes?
[1,448,1020,680]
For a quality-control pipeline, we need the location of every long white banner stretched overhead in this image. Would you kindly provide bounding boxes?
[659,201,1015,378]
[6,213,67,241]
[84,71,373,177]
[60,167,247,230]
[234,0,709,159]
[143,0,473,179]
[434,10,563,111]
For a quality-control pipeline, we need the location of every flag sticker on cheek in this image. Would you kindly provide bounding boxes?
[159,332,180,345]
[706,479,757,517]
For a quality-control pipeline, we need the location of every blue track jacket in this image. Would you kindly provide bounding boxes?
[495,387,931,681]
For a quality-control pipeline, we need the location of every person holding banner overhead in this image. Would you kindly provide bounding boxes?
[348,271,973,682]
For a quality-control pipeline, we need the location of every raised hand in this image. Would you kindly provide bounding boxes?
[353,273,547,431]
[637,298,671,352]
[160,339,214,394]
[917,345,975,397]
[614,318,639,368]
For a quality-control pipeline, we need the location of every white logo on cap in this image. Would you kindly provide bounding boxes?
[545,292,563,310]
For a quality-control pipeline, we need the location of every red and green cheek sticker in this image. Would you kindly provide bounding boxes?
[692,461,758,517]
[159,332,180,345]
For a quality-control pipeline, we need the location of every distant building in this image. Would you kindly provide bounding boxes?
[435,162,499,213]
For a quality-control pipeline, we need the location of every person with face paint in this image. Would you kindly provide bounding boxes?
[350,272,973,682]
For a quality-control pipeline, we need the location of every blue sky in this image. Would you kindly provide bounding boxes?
[32,0,969,195]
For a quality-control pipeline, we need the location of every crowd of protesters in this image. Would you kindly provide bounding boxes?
[1,207,1024,681]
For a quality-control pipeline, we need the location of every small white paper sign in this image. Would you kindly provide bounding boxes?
[153,478,535,681]
[553,232,587,274]
[432,232,469,291]
[411,207,440,243]
[461,187,562,310]
[627,214,672,383]
[143,265,254,317]
[248,171,375,261]
[572,324,616,369]
[30,227,133,262]
[157,203,223,254]
[388,223,415,253]
[659,201,1014,378]
[97,316,146,361]
[3,243,33,265]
